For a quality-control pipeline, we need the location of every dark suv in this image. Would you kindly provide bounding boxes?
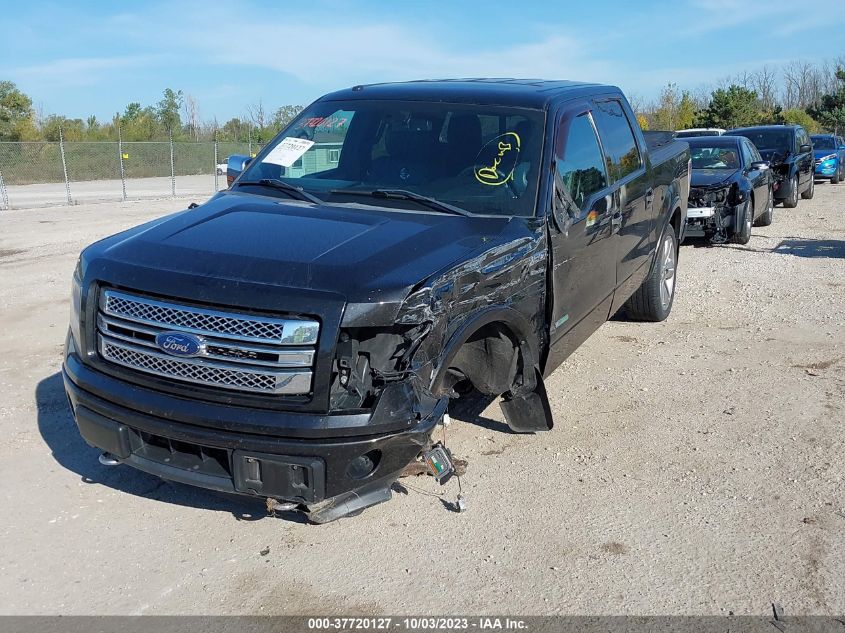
[728,125,815,208]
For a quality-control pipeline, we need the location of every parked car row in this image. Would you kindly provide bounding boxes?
[677,124,845,244]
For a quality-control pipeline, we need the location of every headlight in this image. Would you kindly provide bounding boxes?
[69,257,83,350]
[706,188,729,205]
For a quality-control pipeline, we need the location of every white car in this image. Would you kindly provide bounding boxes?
[215,158,228,175]
[675,128,726,138]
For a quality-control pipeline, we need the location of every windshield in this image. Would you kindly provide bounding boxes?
[239,100,545,216]
[733,130,792,152]
[689,145,741,169]
[811,136,835,150]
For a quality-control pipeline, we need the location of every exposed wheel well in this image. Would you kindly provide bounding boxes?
[670,206,682,240]
[439,321,525,398]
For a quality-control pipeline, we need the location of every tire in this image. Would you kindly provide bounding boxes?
[623,226,678,322]
[832,166,840,185]
[783,175,799,208]
[801,174,815,199]
[755,187,774,227]
[731,199,753,244]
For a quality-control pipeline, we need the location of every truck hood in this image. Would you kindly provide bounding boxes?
[690,169,738,188]
[85,191,513,313]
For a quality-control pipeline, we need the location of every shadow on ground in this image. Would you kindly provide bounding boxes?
[684,235,845,259]
[772,238,845,259]
[447,388,511,434]
[35,371,274,522]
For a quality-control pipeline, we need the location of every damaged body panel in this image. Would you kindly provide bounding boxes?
[63,79,689,522]
[684,136,773,243]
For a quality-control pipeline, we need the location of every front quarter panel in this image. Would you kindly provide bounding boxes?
[394,220,548,398]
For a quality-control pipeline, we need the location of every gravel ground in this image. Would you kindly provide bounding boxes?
[0,184,842,615]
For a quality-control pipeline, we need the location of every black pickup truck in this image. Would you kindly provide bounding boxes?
[64,79,690,522]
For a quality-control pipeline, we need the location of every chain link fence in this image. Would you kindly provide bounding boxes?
[0,138,256,210]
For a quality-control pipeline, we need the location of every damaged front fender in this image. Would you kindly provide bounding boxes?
[392,227,554,433]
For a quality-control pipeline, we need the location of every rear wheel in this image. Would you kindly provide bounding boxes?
[755,187,774,227]
[731,199,753,244]
[801,174,815,199]
[832,164,841,184]
[783,175,799,208]
[623,227,678,322]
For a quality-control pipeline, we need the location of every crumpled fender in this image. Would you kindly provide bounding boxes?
[395,229,553,433]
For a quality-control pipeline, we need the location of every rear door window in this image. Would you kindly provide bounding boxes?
[591,99,642,181]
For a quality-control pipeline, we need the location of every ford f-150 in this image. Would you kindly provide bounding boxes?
[64,79,690,522]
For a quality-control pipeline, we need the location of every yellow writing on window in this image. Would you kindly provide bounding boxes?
[474,132,521,186]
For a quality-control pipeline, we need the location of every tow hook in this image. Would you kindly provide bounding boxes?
[98,452,120,466]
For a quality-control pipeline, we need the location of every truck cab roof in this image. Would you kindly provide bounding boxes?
[319,78,614,109]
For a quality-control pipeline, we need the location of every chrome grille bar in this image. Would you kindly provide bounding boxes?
[99,336,312,395]
[97,314,315,368]
[102,289,319,345]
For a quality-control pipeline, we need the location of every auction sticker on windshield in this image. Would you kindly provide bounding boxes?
[263,137,315,167]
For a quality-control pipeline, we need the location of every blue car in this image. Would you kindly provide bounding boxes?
[811,134,845,184]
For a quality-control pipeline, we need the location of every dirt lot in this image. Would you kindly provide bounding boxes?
[0,184,843,616]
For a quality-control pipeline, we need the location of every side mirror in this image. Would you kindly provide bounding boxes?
[226,154,252,186]
[799,144,812,153]
[839,146,845,151]
[750,161,769,170]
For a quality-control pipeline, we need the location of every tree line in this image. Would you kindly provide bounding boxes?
[2,56,845,145]
[0,84,304,144]
[634,57,845,134]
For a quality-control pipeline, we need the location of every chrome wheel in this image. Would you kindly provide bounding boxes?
[659,233,676,311]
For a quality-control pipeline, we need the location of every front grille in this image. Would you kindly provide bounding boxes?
[97,289,319,395]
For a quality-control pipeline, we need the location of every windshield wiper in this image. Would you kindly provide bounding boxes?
[236,178,323,204]
[331,188,470,217]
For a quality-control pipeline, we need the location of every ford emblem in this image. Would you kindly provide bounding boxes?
[155,332,204,358]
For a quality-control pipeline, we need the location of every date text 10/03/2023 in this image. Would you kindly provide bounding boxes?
[307,617,529,630]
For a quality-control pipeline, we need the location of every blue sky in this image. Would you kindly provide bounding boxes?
[1,0,843,122]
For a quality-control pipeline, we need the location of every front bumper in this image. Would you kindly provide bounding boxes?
[684,205,738,238]
[815,161,838,177]
[63,346,445,522]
